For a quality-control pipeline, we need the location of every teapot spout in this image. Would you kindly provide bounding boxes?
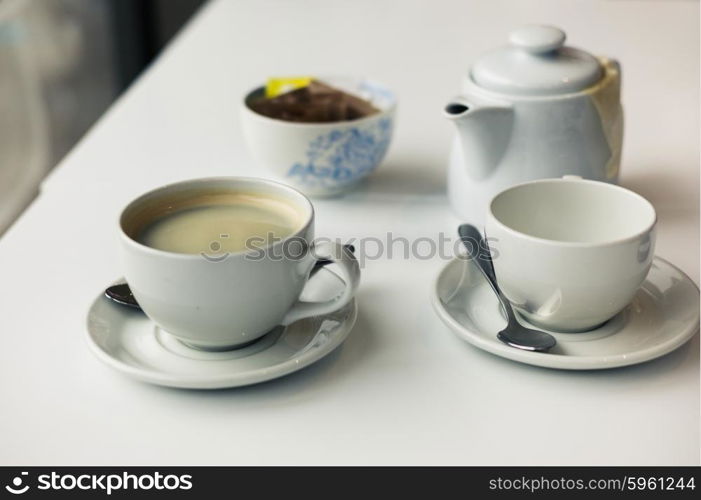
[444,97,513,180]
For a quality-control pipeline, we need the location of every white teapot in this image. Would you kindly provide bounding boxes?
[445,25,623,225]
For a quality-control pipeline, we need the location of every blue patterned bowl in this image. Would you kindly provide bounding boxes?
[241,78,396,196]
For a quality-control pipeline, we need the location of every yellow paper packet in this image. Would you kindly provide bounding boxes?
[265,77,313,98]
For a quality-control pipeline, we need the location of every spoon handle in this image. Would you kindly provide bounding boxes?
[457,224,517,322]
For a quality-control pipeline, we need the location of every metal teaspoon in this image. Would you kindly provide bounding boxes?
[458,224,556,353]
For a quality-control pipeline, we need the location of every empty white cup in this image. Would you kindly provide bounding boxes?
[485,176,656,332]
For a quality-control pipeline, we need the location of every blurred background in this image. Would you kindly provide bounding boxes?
[0,0,205,234]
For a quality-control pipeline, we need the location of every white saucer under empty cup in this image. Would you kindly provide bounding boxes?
[432,256,698,370]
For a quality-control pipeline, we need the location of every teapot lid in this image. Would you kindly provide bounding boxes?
[471,25,602,96]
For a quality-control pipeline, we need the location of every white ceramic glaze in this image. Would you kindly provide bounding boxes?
[432,256,699,370]
[445,25,623,226]
[87,269,357,389]
[485,176,656,332]
[240,77,396,197]
[119,177,360,350]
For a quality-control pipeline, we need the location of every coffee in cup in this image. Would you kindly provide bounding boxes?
[129,191,304,255]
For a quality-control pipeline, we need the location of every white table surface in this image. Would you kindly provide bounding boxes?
[1,0,698,465]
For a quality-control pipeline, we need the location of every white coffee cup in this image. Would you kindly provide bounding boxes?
[119,177,360,350]
[485,176,656,332]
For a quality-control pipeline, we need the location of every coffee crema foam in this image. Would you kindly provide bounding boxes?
[131,192,305,255]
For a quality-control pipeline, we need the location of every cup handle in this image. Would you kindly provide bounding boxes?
[280,241,360,325]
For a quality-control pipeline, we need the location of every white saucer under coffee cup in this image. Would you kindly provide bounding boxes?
[485,176,656,332]
[119,177,360,351]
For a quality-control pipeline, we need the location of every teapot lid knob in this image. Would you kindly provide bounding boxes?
[471,25,606,95]
[509,25,566,54]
